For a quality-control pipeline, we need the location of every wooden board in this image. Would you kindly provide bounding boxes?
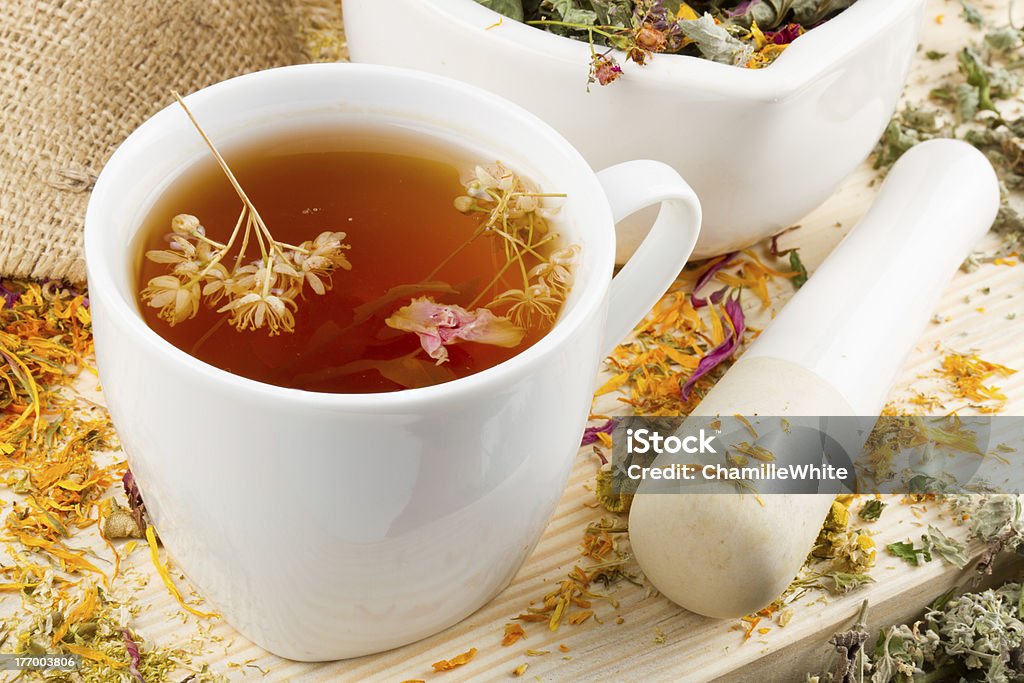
[3,1,1023,681]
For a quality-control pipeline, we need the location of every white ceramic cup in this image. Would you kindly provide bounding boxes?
[84,63,700,661]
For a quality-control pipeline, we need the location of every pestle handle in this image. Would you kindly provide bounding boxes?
[745,139,1000,415]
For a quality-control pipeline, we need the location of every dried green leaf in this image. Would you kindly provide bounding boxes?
[960,1,984,28]
[958,47,995,115]
[589,0,633,26]
[827,571,875,594]
[985,27,1023,53]
[790,0,856,27]
[858,499,886,522]
[873,110,941,169]
[725,0,796,30]
[788,250,808,290]
[475,0,526,20]
[887,540,932,566]
[925,526,969,569]
[924,584,1024,680]
[871,624,937,683]
[546,0,599,25]
[677,13,754,66]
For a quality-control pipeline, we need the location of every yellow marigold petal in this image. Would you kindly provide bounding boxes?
[595,372,630,396]
[146,526,220,619]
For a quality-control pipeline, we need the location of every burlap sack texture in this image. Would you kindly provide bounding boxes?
[0,0,345,284]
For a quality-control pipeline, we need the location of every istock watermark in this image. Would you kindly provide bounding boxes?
[625,427,718,455]
[602,414,1023,497]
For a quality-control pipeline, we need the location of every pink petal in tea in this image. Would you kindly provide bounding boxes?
[386,297,526,364]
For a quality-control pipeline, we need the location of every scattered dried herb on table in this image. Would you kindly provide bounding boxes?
[807,495,1024,682]
[504,1,1024,673]
[499,248,801,650]
[599,248,798,415]
[476,0,858,85]
[0,280,227,681]
[431,646,478,672]
[874,7,1024,265]
[0,280,203,680]
[810,583,1024,683]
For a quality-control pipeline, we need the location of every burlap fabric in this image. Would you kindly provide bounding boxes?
[0,1,344,283]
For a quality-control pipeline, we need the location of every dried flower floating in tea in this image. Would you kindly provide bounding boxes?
[385,299,525,364]
[140,94,353,335]
[384,162,578,365]
[475,0,858,85]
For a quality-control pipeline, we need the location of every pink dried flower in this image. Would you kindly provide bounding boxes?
[592,54,623,86]
[123,470,148,531]
[680,294,746,400]
[122,628,145,683]
[767,23,804,45]
[385,298,526,364]
[694,251,739,293]
[690,286,728,309]
[581,419,617,446]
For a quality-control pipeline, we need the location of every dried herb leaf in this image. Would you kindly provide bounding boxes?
[960,0,984,28]
[590,0,633,26]
[925,525,969,569]
[677,13,754,66]
[790,0,856,26]
[958,47,997,116]
[726,0,796,30]
[477,0,526,20]
[858,499,885,522]
[788,249,808,289]
[886,540,932,566]
[985,27,1023,53]
[545,0,599,25]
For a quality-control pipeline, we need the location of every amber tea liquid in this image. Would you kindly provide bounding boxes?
[135,125,564,393]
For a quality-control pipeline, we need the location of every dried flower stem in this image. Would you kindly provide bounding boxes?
[170,92,278,253]
[141,95,352,334]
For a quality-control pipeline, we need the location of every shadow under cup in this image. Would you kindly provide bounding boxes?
[84,64,619,660]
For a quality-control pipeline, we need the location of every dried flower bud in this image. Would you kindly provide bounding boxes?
[170,214,201,235]
[141,274,200,325]
[635,24,668,52]
[627,46,650,66]
[514,194,539,214]
[474,165,499,190]
[102,502,144,539]
[168,234,197,258]
[550,244,581,266]
[453,195,475,213]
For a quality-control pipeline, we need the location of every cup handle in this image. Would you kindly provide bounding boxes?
[596,160,702,357]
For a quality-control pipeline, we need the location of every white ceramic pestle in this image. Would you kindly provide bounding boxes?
[628,139,1001,619]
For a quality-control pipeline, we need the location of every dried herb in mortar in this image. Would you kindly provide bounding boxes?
[474,0,859,85]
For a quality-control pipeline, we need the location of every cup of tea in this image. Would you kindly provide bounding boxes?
[84,63,700,660]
